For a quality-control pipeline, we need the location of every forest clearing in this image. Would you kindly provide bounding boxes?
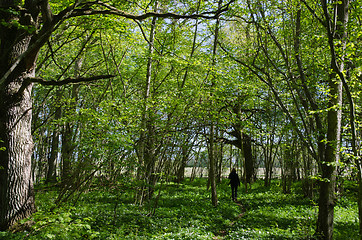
[0,0,361,239]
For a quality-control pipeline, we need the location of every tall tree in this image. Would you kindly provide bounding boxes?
[207,0,224,207]
[303,0,348,238]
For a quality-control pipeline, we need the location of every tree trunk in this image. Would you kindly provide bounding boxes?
[315,45,343,240]
[0,1,40,229]
[176,144,188,183]
[206,0,222,207]
[282,147,292,194]
[217,141,224,183]
[315,1,346,239]
[191,147,201,182]
[316,77,342,239]
[302,146,314,198]
[60,55,82,185]
[46,90,62,183]
[0,79,36,230]
[61,84,79,185]
[208,124,218,206]
[46,129,59,183]
[136,11,157,204]
[243,132,253,191]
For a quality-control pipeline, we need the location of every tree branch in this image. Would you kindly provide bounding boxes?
[69,0,235,20]
[26,74,115,86]
[300,0,326,27]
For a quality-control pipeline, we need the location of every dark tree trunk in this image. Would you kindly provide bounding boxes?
[61,121,73,183]
[315,1,346,239]
[46,90,62,183]
[61,85,79,185]
[208,124,218,207]
[315,76,342,240]
[243,133,253,191]
[217,142,223,183]
[176,144,189,183]
[46,129,59,183]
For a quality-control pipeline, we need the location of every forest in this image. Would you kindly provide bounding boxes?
[0,0,361,239]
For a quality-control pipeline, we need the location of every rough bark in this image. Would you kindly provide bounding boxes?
[0,0,39,230]
[0,78,36,230]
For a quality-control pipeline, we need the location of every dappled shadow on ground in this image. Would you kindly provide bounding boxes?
[223,181,359,240]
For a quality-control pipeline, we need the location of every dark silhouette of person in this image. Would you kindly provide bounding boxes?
[228,168,240,201]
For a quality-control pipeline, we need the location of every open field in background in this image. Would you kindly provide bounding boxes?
[184,167,282,179]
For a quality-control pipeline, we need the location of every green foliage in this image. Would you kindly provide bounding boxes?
[1,179,358,239]
[0,140,5,152]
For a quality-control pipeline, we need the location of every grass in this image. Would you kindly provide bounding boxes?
[0,179,359,239]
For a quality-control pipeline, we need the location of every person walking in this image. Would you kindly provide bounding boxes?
[228,168,240,202]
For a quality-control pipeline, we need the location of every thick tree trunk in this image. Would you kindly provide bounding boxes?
[0,2,39,229]
[0,58,36,230]
[0,79,36,230]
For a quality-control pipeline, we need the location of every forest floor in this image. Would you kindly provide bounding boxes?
[1,178,359,239]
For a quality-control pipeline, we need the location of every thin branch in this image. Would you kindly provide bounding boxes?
[300,0,326,27]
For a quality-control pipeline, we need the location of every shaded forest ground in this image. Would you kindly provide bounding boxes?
[1,179,358,239]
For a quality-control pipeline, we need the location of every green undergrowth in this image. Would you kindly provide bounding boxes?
[0,179,358,239]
